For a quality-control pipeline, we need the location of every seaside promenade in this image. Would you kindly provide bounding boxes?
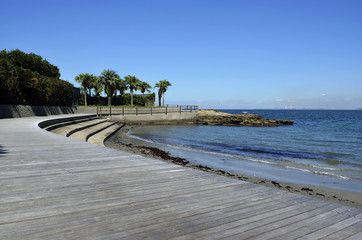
[0,114,361,239]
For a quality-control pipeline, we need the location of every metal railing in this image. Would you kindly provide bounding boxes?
[96,105,199,117]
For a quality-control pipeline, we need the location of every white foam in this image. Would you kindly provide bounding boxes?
[313,171,351,180]
[286,166,312,173]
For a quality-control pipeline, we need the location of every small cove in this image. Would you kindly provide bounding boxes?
[123,110,362,193]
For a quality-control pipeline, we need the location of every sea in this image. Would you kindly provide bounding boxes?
[125,110,362,193]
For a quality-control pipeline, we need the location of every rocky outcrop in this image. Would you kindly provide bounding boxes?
[196,110,293,127]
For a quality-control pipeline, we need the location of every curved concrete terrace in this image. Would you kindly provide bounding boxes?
[0,115,361,239]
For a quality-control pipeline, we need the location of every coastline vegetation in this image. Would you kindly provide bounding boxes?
[0,49,74,106]
[0,48,172,108]
[77,93,156,107]
[75,69,171,108]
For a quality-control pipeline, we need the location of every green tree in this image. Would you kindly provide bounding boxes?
[154,80,172,107]
[91,76,104,105]
[92,77,103,97]
[87,74,101,105]
[139,81,152,94]
[47,78,73,106]
[114,77,127,98]
[124,75,141,106]
[74,73,96,106]
[99,69,120,106]
[0,49,73,106]
[7,49,60,78]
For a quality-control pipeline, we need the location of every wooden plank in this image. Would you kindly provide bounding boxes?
[92,194,308,239]
[239,205,354,240]
[172,202,338,240]
[323,221,362,240]
[268,206,354,240]
[344,232,362,240]
[296,213,362,240]
[24,194,296,239]
[270,211,362,240]
[227,208,362,240]
[1,186,278,239]
[0,182,262,234]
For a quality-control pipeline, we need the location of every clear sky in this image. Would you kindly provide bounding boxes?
[1,0,361,109]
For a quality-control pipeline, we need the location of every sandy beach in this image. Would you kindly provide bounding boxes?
[105,125,362,209]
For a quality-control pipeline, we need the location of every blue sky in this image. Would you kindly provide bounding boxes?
[1,0,361,109]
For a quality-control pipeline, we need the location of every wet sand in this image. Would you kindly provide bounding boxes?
[105,125,362,209]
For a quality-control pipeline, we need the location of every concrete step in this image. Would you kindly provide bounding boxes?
[44,116,99,131]
[69,121,117,142]
[50,119,106,137]
[88,123,125,146]
[38,114,97,129]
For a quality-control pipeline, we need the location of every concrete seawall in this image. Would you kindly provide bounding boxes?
[0,104,78,119]
[109,111,198,124]
[0,105,105,119]
[0,105,198,124]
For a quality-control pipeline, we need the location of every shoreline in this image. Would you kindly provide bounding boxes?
[105,125,362,209]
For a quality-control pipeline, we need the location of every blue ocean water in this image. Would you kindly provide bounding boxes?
[127,110,362,193]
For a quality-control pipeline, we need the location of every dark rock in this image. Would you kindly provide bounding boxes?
[196,111,294,127]
[271,181,282,188]
[301,187,313,192]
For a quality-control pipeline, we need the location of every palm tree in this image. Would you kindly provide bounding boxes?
[139,81,152,94]
[124,75,141,106]
[117,78,128,95]
[99,69,120,106]
[154,80,172,107]
[75,73,95,106]
[113,78,128,105]
[92,76,104,105]
[87,74,99,105]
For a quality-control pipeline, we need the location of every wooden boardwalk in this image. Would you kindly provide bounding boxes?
[0,115,361,239]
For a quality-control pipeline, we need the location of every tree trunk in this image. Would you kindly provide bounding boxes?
[114,90,117,105]
[88,89,92,105]
[131,89,134,106]
[162,92,165,107]
[84,89,87,106]
[108,96,111,106]
[158,89,162,107]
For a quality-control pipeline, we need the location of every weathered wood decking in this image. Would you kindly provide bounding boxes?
[0,115,361,239]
